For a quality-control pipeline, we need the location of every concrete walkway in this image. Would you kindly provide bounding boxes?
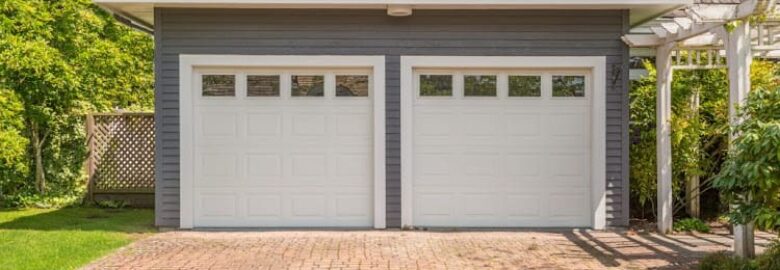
[84,229,776,270]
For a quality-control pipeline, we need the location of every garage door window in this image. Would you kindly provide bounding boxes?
[419,75,453,96]
[508,75,541,97]
[464,75,497,97]
[247,75,280,97]
[336,75,369,97]
[552,75,586,97]
[202,75,235,97]
[292,75,325,97]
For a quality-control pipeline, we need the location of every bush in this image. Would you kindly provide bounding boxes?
[713,87,780,230]
[698,242,780,270]
[674,218,711,233]
[756,241,780,270]
[96,200,128,209]
[698,252,755,270]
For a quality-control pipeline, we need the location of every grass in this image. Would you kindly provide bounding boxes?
[0,207,155,270]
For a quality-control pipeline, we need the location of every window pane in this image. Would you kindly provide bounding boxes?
[291,75,324,97]
[552,75,586,97]
[419,75,452,96]
[336,75,369,97]
[202,75,235,96]
[508,76,541,97]
[247,75,280,97]
[464,75,497,96]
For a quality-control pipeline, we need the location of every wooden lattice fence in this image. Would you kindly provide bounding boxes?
[86,113,155,207]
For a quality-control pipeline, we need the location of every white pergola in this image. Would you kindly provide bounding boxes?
[623,0,780,257]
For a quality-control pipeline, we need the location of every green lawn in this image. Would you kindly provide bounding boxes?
[0,207,155,270]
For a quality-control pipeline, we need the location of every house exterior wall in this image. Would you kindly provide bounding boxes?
[154,8,630,228]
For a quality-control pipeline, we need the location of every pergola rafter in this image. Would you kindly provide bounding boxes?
[622,0,778,258]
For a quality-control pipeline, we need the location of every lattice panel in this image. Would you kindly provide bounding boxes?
[88,113,155,193]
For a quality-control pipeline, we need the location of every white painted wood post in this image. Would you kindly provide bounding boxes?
[726,20,755,258]
[687,91,701,219]
[656,43,675,234]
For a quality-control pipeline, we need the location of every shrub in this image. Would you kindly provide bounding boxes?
[674,218,712,233]
[713,87,780,231]
[96,200,127,209]
[756,241,780,270]
[698,252,755,270]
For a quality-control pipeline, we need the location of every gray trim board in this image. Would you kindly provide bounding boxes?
[154,8,630,227]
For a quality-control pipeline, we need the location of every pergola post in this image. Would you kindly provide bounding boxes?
[726,20,755,258]
[656,42,675,234]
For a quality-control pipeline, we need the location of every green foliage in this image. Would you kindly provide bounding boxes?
[0,89,29,200]
[698,242,780,270]
[0,0,153,206]
[713,87,780,230]
[96,200,128,209]
[698,252,756,270]
[673,218,711,233]
[629,59,779,219]
[755,241,780,270]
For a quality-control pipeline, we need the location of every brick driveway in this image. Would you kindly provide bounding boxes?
[84,229,776,270]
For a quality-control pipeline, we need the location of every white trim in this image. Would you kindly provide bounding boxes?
[179,55,386,229]
[96,0,688,30]
[97,0,689,5]
[400,56,607,229]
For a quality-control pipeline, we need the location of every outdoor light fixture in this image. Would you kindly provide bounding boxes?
[387,5,412,16]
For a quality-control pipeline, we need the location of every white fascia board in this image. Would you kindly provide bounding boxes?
[95,0,691,27]
[96,0,690,5]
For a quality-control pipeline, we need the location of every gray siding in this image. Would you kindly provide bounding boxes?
[155,8,630,227]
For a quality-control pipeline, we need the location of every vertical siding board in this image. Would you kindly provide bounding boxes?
[385,55,402,227]
[620,10,632,227]
[153,8,167,227]
[155,8,629,227]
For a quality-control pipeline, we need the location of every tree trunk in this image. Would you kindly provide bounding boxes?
[686,90,701,218]
[31,122,46,195]
[686,175,701,218]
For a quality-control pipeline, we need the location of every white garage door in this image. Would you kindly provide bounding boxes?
[411,69,593,227]
[191,67,374,227]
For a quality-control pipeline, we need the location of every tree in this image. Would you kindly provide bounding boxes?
[713,87,780,232]
[0,0,153,203]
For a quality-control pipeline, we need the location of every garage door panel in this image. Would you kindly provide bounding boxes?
[246,113,282,136]
[504,154,542,177]
[415,193,453,217]
[335,194,372,217]
[460,114,502,135]
[333,114,372,136]
[462,193,501,216]
[199,153,238,177]
[505,114,541,136]
[333,154,372,182]
[460,154,501,177]
[246,194,282,217]
[290,194,327,217]
[506,194,542,217]
[544,113,588,136]
[290,114,327,136]
[198,193,238,218]
[245,154,283,185]
[289,154,327,178]
[546,154,588,177]
[415,114,454,136]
